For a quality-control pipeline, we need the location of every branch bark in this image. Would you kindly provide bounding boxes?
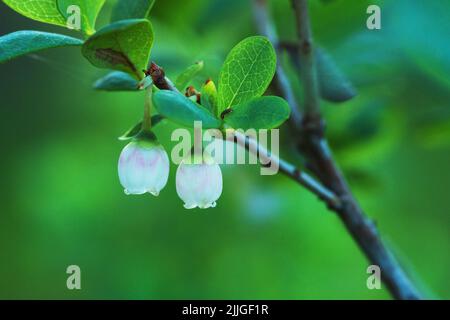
[253,0,422,299]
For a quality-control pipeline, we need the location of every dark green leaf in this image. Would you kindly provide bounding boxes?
[82,19,153,80]
[315,48,357,102]
[57,0,105,35]
[217,36,276,112]
[94,71,139,91]
[111,0,155,22]
[223,96,290,130]
[153,91,222,129]
[175,61,204,90]
[0,31,83,63]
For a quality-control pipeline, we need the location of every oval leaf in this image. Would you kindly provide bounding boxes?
[111,0,155,22]
[57,0,105,35]
[316,48,357,103]
[94,71,139,91]
[217,36,276,112]
[82,19,153,79]
[223,96,290,130]
[153,91,222,129]
[0,31,83,63]
[175,61,204,90]
[3,0,66,27]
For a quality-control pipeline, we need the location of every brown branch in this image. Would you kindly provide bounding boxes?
[254,0,422,299]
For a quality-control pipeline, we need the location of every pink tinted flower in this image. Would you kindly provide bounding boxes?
[118,139,169,196]
[176,154,223,209]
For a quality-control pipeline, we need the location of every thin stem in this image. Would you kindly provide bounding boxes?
[142,85,153,131]
[291,0,321,122]
[230,130,341,209]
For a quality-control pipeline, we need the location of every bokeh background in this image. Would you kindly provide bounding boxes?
[0,0,449,299]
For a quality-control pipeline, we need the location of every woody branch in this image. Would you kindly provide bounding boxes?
[253,0,422,300]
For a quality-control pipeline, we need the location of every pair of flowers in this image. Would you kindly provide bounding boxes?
[118,134,223,209]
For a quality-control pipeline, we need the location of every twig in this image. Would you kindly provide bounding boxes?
[252,0,302,128]
[230,130,341,209]
[254,0,422,299]
[291,0,321,123]
[148,62,341,211]
[146,62,179,92]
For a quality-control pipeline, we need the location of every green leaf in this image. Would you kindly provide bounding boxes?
[217,36,276,113]
[57,0,105,36]
[201,79,218,116]
[315,48,357,103]
[119,115,164,141]
[223,96,290,130]
[175,61,204,90]
[3,0,66,27]
[0,31,83,63]
[153,91,222,129]
[93,71,139,91]
[82,19,153,80]
[111,0,155,22]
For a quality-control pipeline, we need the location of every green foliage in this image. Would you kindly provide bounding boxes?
[315,48,357,103]
[175,61,204,91]
[3,0,66,27]
[153,90,222,129]
[111,0,155,22]
[217,36,277,113]
[82,19,153,80]
[3,0,105,35]
[94,71,139,91]
[57,0,105,35]
[223,96,290,130]
[0,31,83,63]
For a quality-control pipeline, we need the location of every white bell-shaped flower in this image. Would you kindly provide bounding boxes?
[176,153,223,209]
[118,137,169,196]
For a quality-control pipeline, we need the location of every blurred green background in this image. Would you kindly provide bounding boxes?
[0,0,449,299]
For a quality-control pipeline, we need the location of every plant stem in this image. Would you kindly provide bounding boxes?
[291,0,321,123]
[254,0,422,299]
[142,85,153,131]
[231,130,341,208]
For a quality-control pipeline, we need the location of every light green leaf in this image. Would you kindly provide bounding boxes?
[175,61,204,90]
[153,91,222,129]
[222,96,290,130]
[201,79,218,116]
[3,0,66,27]
[119,115,164,141]
[82,19,153,80]
[57,0,105,36]
[93,71,139,91]
[111,0,155,22]
[0,31,83,63]
[217,36,276,113]
[315,48,357,103]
